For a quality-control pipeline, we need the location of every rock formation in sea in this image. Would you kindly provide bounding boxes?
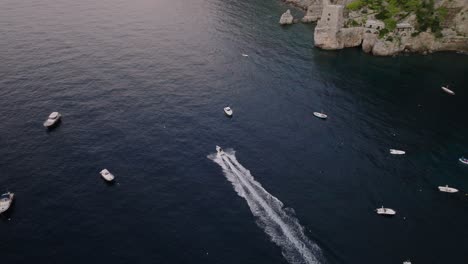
[280,9,294,25]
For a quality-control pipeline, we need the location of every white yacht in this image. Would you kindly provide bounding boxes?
[438,185,458,193]
[0,192,14,214]
[376,206,396,216]
[241,53,249,57]
[441,86,455,95]
[313,112,327,119]
[43,112,62,128]
[390,149,405,155]
[100,169,115,182]
[224,107,233,117]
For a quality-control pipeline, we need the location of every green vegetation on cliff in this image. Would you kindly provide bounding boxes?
[346,0,448,36]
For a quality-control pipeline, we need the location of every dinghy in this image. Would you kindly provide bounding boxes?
[224,107,233,117]
[376,206,396,216]
[313,112,327,119]
[100,169,115,182]
[441,85,455,95]
[438,185,458,193]
[459,157,468,165]
[43,112,61,128]
[0,192,14,214]
[390,149,405,155]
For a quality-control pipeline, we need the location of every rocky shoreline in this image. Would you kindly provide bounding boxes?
[280,0,468,56]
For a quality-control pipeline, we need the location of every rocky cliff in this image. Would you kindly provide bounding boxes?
[284,0,468,55]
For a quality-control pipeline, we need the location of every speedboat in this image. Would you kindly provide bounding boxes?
[216,145,224,154]
[224,107,233,117]
[438,185,458,193]
[100,169,115,182]
[390,149,405,155]
[241,53,249,57]
[459,157,468,165]
[376,206,396,216]
[441,86,455,95]
[43,112,61,127]
[313,112,327,119]
[0,192,14,214]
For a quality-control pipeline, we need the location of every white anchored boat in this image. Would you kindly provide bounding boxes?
[224,107,233,117]
[43,112,62,128]
[313,112,327,119]
[0,192,14,214]
[241,53,249,57]
[459,157,468,165]
[403,260,412,264]
[376,206,396,216]
[390,149,405,155]
[438,185,458,193]
[441,85,455,95]
[100,169,115,182]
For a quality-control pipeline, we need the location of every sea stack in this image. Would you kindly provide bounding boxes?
[279,9,294,25]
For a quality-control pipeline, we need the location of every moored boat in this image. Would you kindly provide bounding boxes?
[0,192,14,214]
[376,206,396,216]
[390,149,405,155]
[43,112,62,128]
[100,169,115,182]
[313,112,327,119]
[438,185,458,193]
[224,107,233,117]
[441,85,455,95]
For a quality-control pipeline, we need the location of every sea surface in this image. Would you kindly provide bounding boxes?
[0,0,467,263]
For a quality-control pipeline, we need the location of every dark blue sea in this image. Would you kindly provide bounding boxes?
[1,0,467,263]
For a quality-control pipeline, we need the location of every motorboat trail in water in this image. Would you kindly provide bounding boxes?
[459,157,468,165]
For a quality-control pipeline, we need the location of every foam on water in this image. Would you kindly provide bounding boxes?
[209,149,324,264]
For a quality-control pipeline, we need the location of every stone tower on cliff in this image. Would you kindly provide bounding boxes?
[314,5,344,49]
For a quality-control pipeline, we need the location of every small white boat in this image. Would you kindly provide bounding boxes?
[441,86,455,95]
[403,260,412,264]
[390,149,405,155]
[376,206,396,216]
[241,53,249,57]
[438,185,458,193]
[216,145,224,154]
[224,107,233,117]
[43,112,62,127]
[100,169,115,182]
[313,112,327,119]
[0,192,14,214]
[459,157,468,165]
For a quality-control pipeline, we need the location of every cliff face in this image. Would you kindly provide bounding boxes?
[310,0,468,55]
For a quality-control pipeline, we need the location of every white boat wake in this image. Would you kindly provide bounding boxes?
[208,148,324,264]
